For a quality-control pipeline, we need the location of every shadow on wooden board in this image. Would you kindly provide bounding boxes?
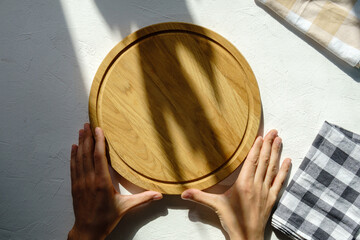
[135,25,226,183]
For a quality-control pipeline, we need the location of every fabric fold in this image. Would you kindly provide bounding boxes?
[258,0,360,68]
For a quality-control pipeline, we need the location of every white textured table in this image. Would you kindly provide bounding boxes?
[0,1,359,239]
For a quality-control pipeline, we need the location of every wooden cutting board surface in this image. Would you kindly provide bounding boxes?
[89,22,261,194]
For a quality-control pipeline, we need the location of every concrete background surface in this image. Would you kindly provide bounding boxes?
[0,0,359,239]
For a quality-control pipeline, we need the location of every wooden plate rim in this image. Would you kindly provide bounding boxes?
[89,22,261,194]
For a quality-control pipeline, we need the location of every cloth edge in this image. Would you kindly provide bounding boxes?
[257,0,360,69]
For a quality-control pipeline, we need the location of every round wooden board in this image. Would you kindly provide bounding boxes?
[89,22,261,194]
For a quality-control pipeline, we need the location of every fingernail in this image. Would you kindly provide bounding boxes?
[95,127,101,136]
[265,129,276,135]
[272,130,278,136]
[181,192,192,200]
[153,194,162,200]
[71,144,77,152]
[79,129,84,138]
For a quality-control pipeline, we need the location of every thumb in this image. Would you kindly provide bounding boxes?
[118,191,163,216]
[181,189,221,211]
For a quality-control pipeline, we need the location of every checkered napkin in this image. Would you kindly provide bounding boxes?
[258,0,360,68]
[272,121,360,240]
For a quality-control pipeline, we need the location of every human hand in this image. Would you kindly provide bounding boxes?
[181,130,291,240]
[68,123,163,240]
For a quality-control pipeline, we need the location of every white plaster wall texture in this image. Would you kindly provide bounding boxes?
[0,0,359,239]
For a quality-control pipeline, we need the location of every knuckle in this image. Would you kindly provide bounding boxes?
[75,155,81,163]
[268,193,277,204]
[238,181,253,193]
[279,179,285,186]
[72,182,85,194]
[95,185,105,194]
[261,192,268,201]
[273,143,281,152]
[94,151,102,161]
[274,179,285,191]
[84,175,94,186]
[95,179,109,192]
[82,151,88,160]
[269,165,278,175]
[250,158,259,167]
[263,157,270,166]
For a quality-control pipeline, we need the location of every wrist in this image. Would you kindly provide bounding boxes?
[68,225,106,240]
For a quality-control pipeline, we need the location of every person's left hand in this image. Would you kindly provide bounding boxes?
[68,123,163,240]
[181,130,291,240]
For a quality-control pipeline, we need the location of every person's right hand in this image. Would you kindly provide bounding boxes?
[181,130,291,240]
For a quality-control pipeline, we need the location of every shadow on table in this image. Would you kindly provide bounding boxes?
[255,0,360,82]
[0,0,88,238]
[108,193,231,240]
[108,166,231,240]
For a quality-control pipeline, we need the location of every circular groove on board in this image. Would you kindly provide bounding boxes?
[89,22,261,194]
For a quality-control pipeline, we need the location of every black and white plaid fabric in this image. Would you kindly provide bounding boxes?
[272,121,360,240]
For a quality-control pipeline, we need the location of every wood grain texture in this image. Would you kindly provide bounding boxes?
[89,22,261,194]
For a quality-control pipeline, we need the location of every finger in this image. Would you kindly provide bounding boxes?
[264,137,282,187]
[254,129,278,184]
[70,144,78,188]
[94,127,111,180]
[83,123,95,183]
[75,128,85,180]
[270,158,291,197]
[181,189,221,211]
[240,136,263,181]
[118,191,163,216]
